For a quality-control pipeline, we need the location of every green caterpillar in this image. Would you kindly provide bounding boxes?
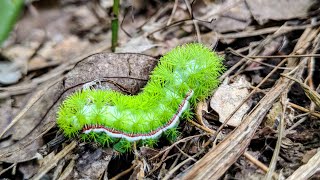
[57,43,224,152]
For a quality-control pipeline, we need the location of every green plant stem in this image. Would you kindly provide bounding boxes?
[111,0,119,52]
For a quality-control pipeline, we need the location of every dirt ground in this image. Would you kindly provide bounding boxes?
[0,0,320,179]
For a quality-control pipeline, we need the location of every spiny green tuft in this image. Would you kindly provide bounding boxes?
[164,127,181,142]
[142,138,158,148]
[113,139,132,153]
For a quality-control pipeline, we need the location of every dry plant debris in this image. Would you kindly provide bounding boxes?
[0,0,319,179]
[210,76,252,127]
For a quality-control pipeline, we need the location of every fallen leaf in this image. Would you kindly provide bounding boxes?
[116,36,158,53]
[246,0,316,25]
[197,0,252,33]
[210,76,252,127]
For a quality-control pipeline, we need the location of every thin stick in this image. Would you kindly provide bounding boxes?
[149,133,208,160]
[110,164,136,180]
[31,141,77,180]
[0,163,16,176]
[183,0,201,43]
[248,54,320,58]
[167,0,179,26]
[188,119,215,134]
[288,102,320,118]
[229,48,292,70]
[218,21,320,39]
[264,93,287,180]
[243,152,279,179]
[162,149,205,180]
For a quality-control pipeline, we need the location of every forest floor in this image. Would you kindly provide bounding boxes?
[0,0,320,179]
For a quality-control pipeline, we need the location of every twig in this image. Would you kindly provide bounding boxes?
[188,119,215,134]
[110,164,136,180]
[175,145,197,162]
[288,102,320,118]
[149,133,209,161]
[218,21,320,39]
[163,149,205,180]
[57,158,75,180]
[229,48,292,70]
[183,0,201,43]
[243,152,279,179]
[190,114,277,177]
[220,23,290,81]
[230,24,293,78]
[282,73,320,108]
[306,33,320,115]
[31,141,77,180]
[218,27,320,137]
[0,163,17,176]
[248,54,320,58]
[285,116,308,134]
[169,143,187,171]
[264,93,287,180]
[167,0,179,26]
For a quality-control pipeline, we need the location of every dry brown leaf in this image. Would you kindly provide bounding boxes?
[246,0,316,25]
[36,36,90,64]
[197,0,252,33]
[0,44,35,85]
[210,76,252,127]
[116,36,158,53]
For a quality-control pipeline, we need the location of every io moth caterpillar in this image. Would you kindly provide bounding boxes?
[57,43,224,152]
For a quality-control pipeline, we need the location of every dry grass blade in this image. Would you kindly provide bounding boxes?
[288,102,320,118]
[57,159,75,180]
[243,152,279,178]
[31,141,77,180]
[110,164,136,180]
[282,74,320,108]
[264,94,286,180]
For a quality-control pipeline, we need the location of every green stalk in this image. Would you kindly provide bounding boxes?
[111,0,119,52]
[0,0,24,46]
